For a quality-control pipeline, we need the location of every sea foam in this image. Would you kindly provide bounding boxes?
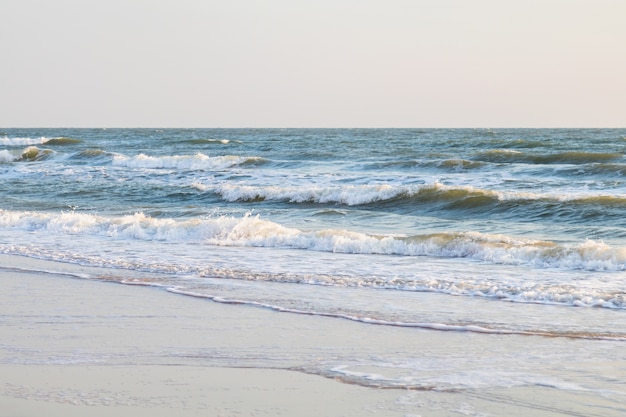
[0,209,624,272]
[0,137,48,146]
[112,153,261,170]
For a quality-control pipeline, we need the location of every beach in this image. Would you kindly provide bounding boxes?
[1,265,401,417]
[2,260,624,417]
[1,128,626,416]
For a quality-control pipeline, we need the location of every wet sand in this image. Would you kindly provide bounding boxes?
[1,263,623,416]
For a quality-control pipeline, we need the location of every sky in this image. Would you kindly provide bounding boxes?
[1,0,625,128]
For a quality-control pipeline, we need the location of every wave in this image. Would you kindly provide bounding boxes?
[476,150,623,164]
[210,183,404,205]
[1,210,624,273]
[2,146,98,164]
[44,137,82,145]
[181,138,233,145]
[6,258,622,338]
[578,162,626,177]
[112,153,263,170]
[0,136,81,147]
[202,182,626,218]
[363,159,486,172]
[20,146,56,161]
[0,150,16,163]
[0,136,49,146]
[165,289,626,340]
[498,139,546,149]
[204,183,501,206]
[1,146,57,162]
[71,149,110,159]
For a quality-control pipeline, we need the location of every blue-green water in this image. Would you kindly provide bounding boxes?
[1,128,626,404]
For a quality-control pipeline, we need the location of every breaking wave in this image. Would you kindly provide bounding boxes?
[1,209,624,273]
[112,153,263,170]
[1,146,57,162]
[181,138,233,145]
[0,136,81,146]
[197,182,626,220]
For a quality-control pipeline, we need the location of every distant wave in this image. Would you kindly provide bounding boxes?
[476,150,623,164]
[44,137,82,145]
[497,139,546,149]
[0,136,81,147]
[203,182,503,205]
[363,159,486,172]
[1,146,57,162]
[0,150,16,163]
[1,209,624,273]
[209,183,404,205]
[364,156,626,176]
[19,146,56,161]
[0,136,49,146]
[71,149,110,159]
[112,153,263,170]
[580,163,626,176]
[180,138,234,145]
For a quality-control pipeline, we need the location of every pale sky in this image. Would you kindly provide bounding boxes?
[1,0,624,128]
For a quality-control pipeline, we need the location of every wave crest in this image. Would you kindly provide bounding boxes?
[112,153,262,170]
[214,183,402,205]
[0,136,80,147]
[207,182,507,209]
[0,150,17,163]
[199,183,626,223]
[0,210,624,272]
[19,146,55,161]
[477,150,623,164]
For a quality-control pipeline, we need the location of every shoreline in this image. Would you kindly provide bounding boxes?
[1,266,405,416]
[1,260,624,416]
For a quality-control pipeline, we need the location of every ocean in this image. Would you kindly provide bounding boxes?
[1,128,625,411]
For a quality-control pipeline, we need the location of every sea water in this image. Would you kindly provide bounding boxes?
[1,128,625,411]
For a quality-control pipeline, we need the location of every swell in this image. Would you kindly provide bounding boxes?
[0,136,81,147]
[179,138,235,145]
[361,157,626,178]
[112,152,265,170]
[0,146,57,162]
[43,137,82,146]
[18,146,55,161]
[475,150,623,165]
[572,162,626,177]
[361,159,486,172]
[70,149,111,160]
[205,183,626,226]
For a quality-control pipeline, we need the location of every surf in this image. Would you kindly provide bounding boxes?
[1,209,624,272]
[112,152,264,171]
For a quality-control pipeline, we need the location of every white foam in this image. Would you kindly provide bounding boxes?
[111,153,259,170]
[215,183,402,205]
[198,181,619,207]
[0,209,624,273]
[0,150,17,162]
[0,136,49,146]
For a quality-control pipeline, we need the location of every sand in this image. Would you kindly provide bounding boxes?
[1,266,403,417]
[1,259,623,416]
